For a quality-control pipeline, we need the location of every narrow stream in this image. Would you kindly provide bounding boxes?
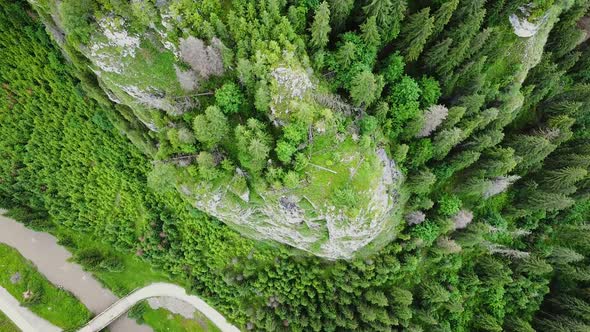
[0,211,151,332]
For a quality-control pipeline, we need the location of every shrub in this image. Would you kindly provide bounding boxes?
[215,82,244,114]
[437,194,462,217]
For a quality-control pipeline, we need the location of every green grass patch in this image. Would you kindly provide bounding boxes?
[0,244,91,330]
[102,40,183,96]
[301,135,381,213]
[142,305,222,332]
[0,310,20,332]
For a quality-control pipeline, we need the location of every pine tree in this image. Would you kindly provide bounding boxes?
[398,8,435,62]
[421,281,450,303]
[521,191,574,212]
[235,118,272,174]
[424,37,453,71]
[508,135,556,173]
[417,104,448,138]
[551,295,590,321]
[538,167,588,193]
[432,0,459,36]
[483,175,520,198]
[516,256,553,275]
[363,0,407,42]
[350,70,383,107]
[473,313,502,332]
[327,0,354,32]
[407,168,436,194]
[336,41,357,68]
[310,2,331,49]
[365,289,388,306]
[432,127,463,160]
[193,105,229,148]
[361,16,381,49]
[549,247,585,265]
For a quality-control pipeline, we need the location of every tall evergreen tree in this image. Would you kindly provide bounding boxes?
[310,1,331,49]
[398,8,435,62]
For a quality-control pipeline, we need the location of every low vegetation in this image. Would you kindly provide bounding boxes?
[0,244,91,330]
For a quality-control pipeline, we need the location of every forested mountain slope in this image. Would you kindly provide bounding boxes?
[1,0,590,331]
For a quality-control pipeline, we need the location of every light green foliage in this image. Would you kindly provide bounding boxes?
[390,75,421,105]
[197,151,219,180]
[360,115,379,135]
[235,119,272,174]
[0,310,19,332]
[382,53,405,84]
[193,106,229,148]
[437,194,462,216]
[276,140,297,163]
[419,76,441,107]
[59,0,93,44]
[283,171,300,188]
[310,2,331,49]
[215,83,244,114]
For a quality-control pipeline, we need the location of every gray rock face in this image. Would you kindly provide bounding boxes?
[10,272,21,284]
[181,148,403,260]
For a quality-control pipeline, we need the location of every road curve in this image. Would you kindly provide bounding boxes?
[78,282,241,332]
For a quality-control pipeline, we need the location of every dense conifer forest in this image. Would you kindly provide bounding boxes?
[1,0,590,330]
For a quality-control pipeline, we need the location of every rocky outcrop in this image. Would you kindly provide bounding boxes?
[181,148,402,260]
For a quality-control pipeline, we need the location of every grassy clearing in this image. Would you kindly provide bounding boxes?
[102,39,183,96]
[302,135,381,212]
[137,303,221,332]
[0,244,91,330]
[0,310,20,332]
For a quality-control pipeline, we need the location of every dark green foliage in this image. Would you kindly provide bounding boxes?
[398,7,435,62]
[3,1,590,332]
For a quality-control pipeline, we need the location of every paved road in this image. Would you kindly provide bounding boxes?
[0,286,60,332]
[79,283,241,332]
[0,212,150,332]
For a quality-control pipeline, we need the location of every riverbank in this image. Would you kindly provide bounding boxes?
[0,211,237,332]
[0,212,151,332]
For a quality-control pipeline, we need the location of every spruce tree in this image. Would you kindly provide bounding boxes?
[398,8,435,62]
[310,2,331,49]
[361,16,381,49]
